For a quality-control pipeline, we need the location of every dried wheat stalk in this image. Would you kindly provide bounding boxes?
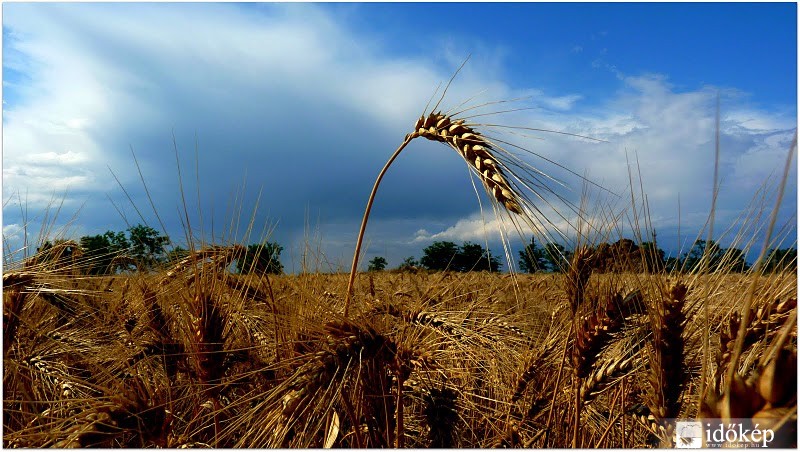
[644,281,688,446]
[411,112,523,214]
[717,297,796,374]
[512,332,561,404]
[702,310,797,447]
[344,109,528,316]
[3,272,34,354]
[244,321,396,447]
[579,355,636,404]
[572,291,638,379]
[566,246,595,314]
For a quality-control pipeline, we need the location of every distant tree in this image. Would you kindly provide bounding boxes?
[665,256,681,273]
[397,256,420,272]
[35,239,80,270]
[79,231,131,275]
[763,247,797,273]
[367,256,388,272]
[127,224,169,270]
[166,246,190,263]
[519,237,548,273]
[420,241,460,271]
[682,240,724,273]
[722,247,749,273]
[104,230,131,255]
[640,241,666,273]
[79,234,111,275]
[420,241,501,272]
[543,243,571,273]
[236,242,283,275]
[455,241,501,272]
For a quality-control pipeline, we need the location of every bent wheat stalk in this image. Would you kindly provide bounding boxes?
[343,112,525,317]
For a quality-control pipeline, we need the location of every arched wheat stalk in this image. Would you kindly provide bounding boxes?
[343,110,527,316]
[343,60,602,317]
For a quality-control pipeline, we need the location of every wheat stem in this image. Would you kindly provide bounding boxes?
[344,135,415,318]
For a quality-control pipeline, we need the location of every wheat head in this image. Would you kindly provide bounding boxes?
[411,112,523,215]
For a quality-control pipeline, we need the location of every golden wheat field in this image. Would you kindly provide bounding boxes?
[2,251,796,448]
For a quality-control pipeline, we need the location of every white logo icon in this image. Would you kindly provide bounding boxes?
[676,421,703,448]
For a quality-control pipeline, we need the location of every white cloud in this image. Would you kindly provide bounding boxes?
[542,94,583,111]
[2,224,24,244]
[412,214,505,243]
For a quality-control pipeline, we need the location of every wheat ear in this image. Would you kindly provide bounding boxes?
[645,281,688,446]
[344,113,524,317]
[3,272,34,355]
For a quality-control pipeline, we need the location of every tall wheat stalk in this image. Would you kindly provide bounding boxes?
[343,111,525,317]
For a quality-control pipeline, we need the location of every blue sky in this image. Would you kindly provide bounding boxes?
[2,2,797,272]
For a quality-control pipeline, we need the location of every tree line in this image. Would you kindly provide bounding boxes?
[368,237,796,274]
[517,236,795,274]
[33,224,795,275]
[35,224,284,276]
[369,241,503,272]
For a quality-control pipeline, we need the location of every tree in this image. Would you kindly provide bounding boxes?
[764,248,797,273]
[166,246,190,263]
[421,241,501,272]
[79,234,111,275]
[682,240,724,273]
[397,256,419,272]
[722,247,749,273]
[79,231,131,275]
[665,256,681,273]
[420,241,460,271]
[519,237,548,273]
[640,241,666,273]
[543,243,571,273]
[367,256,388,272]
[456,241,501,272]
[127,224,169,270]
[236,242,283,275]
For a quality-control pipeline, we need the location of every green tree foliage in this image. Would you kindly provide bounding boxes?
[543,242,572,273]
[166,246,190,263]
[763,248,797,273]
[518,237,548,273]
[397,256,420,272]
[723,247,750,273]
[420,241,459,271]
[127,225,169,269]
[79,231,132,274]
[76,225,167,274]
[640,241,666,273]
[421,241,501,272]
[680,240,750,273]
[681,240,723,273]
[456,241,502,272]
[367,256,388,272]
[236,242,284,275]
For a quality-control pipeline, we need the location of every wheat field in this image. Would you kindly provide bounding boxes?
[3,254,796,447]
